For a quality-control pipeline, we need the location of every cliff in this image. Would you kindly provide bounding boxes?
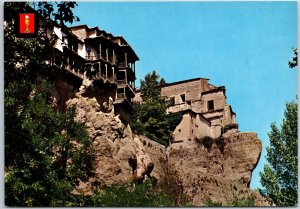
[59,78,270,206]
[167,133,269,206]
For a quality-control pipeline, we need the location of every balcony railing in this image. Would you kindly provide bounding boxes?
[85,54,116,65]
[63,64,84,79]
[117,93,126,99]
[115,93,133,107]
[85,55,99,61]
[117,79,126,85]
[118,62,128,68]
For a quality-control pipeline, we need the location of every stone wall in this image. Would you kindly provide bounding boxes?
[172,110,222,143]
[200,90,226,113]
[161,79,208,103]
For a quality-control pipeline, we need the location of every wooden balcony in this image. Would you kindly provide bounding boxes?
[85,54,116,67]
[64,64,84,79]
[114,92,133,109]
[117,80,135,97]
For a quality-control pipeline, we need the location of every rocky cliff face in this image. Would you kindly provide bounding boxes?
[167,133,269,206]
[64,79,166,193]
[58,78,270,206]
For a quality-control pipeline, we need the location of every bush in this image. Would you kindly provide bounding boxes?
[231,198,255,207]
[205,198,255,207]
[205,199,222,207]
[87,179,173,207]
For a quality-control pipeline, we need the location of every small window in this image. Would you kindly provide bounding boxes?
[180,94,185,103]
[170,97,175,105]
[178,129,181,132]
[208,100,214,111]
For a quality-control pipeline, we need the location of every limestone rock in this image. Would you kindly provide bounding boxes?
[61,79,269,206]
[65,80,166,191]
[166,132,270,206]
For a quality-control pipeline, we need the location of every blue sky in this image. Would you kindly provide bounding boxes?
[70,1,298,189]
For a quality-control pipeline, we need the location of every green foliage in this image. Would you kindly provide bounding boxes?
[288,48,298,68]
[4,2,94,206]
[205,198,255,207]
[259,99,298,206]
[230,198,255,207]
[131,71,182,146]
[84,179,173,207]
[205,199,222,207]
[140,70,166,101]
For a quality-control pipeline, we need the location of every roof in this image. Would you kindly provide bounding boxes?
[201,86,226,95]
[61,26,84,44]
[69,24,139,61]
[161,77,209,87]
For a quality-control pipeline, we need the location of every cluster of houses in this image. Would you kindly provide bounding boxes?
[52,23,238,143]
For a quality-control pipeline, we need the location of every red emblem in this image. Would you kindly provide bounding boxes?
[19,13,35,34]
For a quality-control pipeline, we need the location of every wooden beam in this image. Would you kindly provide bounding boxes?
[99,44,101,59]
[98,62,101,77]
[106,48,108,62]
[105,64,107,79]
[113,49,115,65]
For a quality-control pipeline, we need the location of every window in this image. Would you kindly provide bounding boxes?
[208,100,214,111]
[178,129,181,132]
[180,94,185,103]
[170,97,175,105]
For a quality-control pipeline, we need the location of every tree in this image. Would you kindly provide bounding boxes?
[288,48,298,68]
[131,71,182,146]
[259,99,298,206]
[88,179,173,207]
[4,2,94,206]
[140,70,166,101]
[259,48,298,206]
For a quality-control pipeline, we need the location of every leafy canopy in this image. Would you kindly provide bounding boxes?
[4,2,94,206]
[131,70,182,146]
[259,48,298,206]
[288,48,298,68]
[88,179,173,207]
[259,99,298,206]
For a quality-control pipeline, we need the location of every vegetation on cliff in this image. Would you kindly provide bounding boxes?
[4,2,94,206]
[131,70,182,146]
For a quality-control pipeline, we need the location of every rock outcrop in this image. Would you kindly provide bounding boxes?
[56,78,270,206]
[167,132,270,206]
[65,78,166,192]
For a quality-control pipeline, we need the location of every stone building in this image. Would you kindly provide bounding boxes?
[134,78,238,143]
[51,24,139,123]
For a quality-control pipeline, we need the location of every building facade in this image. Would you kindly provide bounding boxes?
[134,78,238,143]
[52,25,139,123]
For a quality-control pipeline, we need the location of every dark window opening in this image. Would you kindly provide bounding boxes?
[180,94,185,103]
[68,39,72,49]
[170,97,175,105]
[187,101,191,105]
[208,100,214,111]
[178,129,181,132]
